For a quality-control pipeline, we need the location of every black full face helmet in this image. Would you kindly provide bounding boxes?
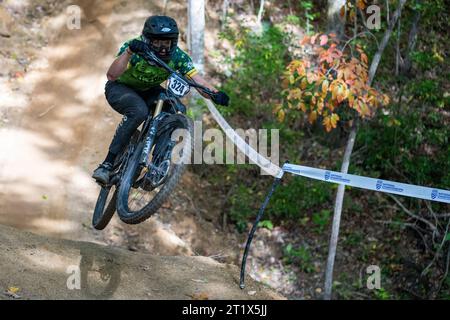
[142,16,179,62]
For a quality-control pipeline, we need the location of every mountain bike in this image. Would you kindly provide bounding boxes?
[92,49,215,230]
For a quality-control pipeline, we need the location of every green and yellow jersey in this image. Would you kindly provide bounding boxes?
[115,36,198,91]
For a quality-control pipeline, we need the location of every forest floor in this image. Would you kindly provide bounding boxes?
[0,223,284,300]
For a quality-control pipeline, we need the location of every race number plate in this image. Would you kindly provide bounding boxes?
[167,73,190,97]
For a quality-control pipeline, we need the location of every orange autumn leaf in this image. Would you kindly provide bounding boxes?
[308,111,318,124]
[306,72,319,83]
[316,98,325,114]
[190,293,209,300]
[323,114,340,132]
[283,32,390,133]
[348,94,355,108]
[321,79,329,95]
[356,0,367,10]
[300,36,311,45]
[287,88,302,101]
[277,109,286,122]
[319,34,328,46]
[300,77,308,90]
[360,52,368,65]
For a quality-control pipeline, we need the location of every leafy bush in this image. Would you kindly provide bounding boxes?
[312,209,331,233]
[219,25,290,117]
[226,172,333,232]
[279,33,390,132]
[283,244,315,273]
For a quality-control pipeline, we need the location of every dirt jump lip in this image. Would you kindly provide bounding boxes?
[0,224,285,300]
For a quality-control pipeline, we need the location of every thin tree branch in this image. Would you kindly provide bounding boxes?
[437,246,450,294]
[387,194,439,234]
[421,218,450,277]
[368,0,407,85]
[374,219,431,254]
[395,15,401,75]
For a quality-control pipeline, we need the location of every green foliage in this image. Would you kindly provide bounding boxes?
[226,173,332,232]
[444,233,450,242]
[410,51,440,71]
[373,288,391,300]
[228,182,256,233]
[227,169,333,232]
[285,15,300,25]
[269,178,332,221]
[219,25,289,117]
[343,231,364,246]
[258,220,274,230]
[357,103,450,194]
[312,209,331,233]
[283,244,314,273]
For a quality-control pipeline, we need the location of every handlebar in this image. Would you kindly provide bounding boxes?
[139,49,215,97]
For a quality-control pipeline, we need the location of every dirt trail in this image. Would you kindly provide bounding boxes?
[1,0,121,240]
[1,0,244,266]
[0,224,283,300]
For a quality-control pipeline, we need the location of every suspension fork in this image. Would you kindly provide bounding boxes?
[140,99,164,166]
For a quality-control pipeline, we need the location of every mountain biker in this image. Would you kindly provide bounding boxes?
[92,15,229,185]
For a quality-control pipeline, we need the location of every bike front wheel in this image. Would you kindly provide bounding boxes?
[92,186,117,230]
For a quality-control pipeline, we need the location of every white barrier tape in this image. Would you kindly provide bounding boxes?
[204,99,282,177]
[283,163,450,204]
[203,99,449,204]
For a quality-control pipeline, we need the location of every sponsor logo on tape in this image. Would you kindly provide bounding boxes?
[381,183,404,193]
[431,189,438,200]
[376,180,383,190]
[285,165,302,175]
[375,180,403,193]
[325,172,351,184]
[431,190,450,201]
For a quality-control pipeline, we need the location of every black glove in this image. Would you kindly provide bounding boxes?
[128,39,148,54]
[211,91,230,107]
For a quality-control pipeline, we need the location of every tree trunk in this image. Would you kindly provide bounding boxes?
[162,0,169,15]
[327,0,346,39]
[257,0,265,25]
[400,10,420,75]
[187,0,206,120]
[221,0,230,30]
[188,0,205,74]
[323,0,407,300]
[324,126,357,299]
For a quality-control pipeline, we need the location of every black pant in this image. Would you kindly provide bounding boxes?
[104,80,164,156]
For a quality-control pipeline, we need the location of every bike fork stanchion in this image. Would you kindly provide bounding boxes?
[239,165,286,289]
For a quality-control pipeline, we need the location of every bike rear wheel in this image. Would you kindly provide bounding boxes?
[116,114,193,224]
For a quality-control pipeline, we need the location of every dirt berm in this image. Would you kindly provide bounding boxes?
[0,224,284,300]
